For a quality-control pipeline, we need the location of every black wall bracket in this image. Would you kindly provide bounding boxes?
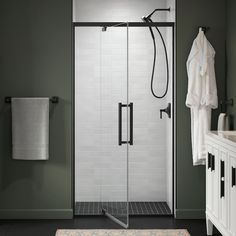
[160,103,171,119]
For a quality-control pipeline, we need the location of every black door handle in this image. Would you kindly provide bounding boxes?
[232,167,236,187]
[207,153,215,171]
[129,103,133,145]
[211,155,215,171]
[118,102,133,146]
[118,103,125,145]
[220,160,225,198]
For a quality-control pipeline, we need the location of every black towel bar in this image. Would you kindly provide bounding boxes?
[5,96,59,104]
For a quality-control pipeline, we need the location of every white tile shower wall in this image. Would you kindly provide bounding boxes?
[167,0,175,22]
[129,26,169,202]
[74,0,174,205]
[73,0,171,22]
[165,27,173,212]
[166,0,175,212]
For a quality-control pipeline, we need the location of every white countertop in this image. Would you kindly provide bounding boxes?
[207,131,236,147]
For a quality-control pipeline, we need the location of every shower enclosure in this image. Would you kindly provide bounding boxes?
[74,21,174,228]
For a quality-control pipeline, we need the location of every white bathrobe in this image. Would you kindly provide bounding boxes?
[186,28,218,166]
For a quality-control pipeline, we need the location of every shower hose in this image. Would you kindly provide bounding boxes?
[147,18,169,99]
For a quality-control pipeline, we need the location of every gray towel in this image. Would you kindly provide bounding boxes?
[12,98,49,160]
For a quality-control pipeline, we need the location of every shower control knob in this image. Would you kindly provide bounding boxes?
[160,103,171,119]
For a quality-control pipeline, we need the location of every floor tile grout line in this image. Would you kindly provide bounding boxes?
[75,201,171,216]
[158,202,165,214]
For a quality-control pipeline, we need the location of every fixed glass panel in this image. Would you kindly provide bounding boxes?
[128,26,173,214]
[74,27,103,210]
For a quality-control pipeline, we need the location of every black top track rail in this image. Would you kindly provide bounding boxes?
[73,22,174,27]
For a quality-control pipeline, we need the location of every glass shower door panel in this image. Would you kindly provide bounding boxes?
[100,24,129,228]
[128,26,173,214]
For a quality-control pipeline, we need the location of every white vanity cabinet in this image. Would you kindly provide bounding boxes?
[229,152,236,236]
[206,131,236,236]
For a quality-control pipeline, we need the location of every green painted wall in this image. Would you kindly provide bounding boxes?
[226,0,236,123]
[0,0,73,218]
[0,0,227,219]
[176,0,226,218]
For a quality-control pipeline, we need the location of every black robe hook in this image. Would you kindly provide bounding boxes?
[199,26,210,33]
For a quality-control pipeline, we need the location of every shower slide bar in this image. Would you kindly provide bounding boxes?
[118,102,133,146]
[5,96,59,103]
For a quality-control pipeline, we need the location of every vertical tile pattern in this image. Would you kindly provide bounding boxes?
[129,27,170,202]
[74,0,174,208]
[73,0,169,22]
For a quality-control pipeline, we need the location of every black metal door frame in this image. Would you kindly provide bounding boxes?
[71,21,176,219]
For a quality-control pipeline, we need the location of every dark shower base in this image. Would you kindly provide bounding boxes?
[75,202,171,216]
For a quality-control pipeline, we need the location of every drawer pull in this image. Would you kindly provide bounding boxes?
[211,155,215,171]
[208,152,212,170]
[232,167,236,187]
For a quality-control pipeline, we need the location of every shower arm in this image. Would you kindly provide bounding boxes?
[142,8,170,21]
